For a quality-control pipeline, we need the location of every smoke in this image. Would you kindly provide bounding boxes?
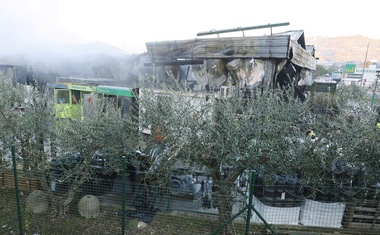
[0,1,121,79]
[0,0,86,57]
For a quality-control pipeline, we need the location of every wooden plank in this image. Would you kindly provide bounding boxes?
[372,200,380,227]
[343,201,356,228]
[290,41,317,70]
[146,35,291,60]
[354,206,377,212]
[344,199,380,230]
[0,172,40,191]
[346,222,380,230]
[346,222,372,229]
[352,214,376,219]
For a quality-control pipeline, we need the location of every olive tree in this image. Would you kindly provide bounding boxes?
[50,95,139,213]
[0,76,139,214]
[301,86,380,199]
[138,84,379,235]
[138,86,310,234]
[0,76,53,173]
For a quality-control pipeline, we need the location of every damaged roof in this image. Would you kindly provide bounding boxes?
[272,30,306,49]
[145,30,317,70]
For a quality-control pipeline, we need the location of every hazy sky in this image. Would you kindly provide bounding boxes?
[1,0,379,54]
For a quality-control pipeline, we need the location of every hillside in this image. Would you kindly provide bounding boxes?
[306,35,380,64]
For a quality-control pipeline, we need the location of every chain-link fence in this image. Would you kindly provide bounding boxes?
[1,161,380,235]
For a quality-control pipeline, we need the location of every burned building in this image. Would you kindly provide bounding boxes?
[143,26,317,100]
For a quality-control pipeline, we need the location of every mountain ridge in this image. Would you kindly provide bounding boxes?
[306,35,380,64]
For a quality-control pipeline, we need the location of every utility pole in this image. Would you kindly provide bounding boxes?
[360,43,370,87]
[371,71,380,109]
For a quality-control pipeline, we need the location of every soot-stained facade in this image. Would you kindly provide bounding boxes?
[143,30,317,100]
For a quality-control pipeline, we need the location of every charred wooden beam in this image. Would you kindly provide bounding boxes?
[144,60,204,66]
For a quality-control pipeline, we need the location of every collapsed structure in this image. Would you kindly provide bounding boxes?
[143,27,317,100]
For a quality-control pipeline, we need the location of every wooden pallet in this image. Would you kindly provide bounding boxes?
[343,199,380,230]
[0,172,41,192]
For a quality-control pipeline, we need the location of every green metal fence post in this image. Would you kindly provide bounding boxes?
[210,152,278,235]
[211,204,250,235]
[121,156,126,235]
[245,169,256,235]
[246,167,277,235]
[11,145,23,235]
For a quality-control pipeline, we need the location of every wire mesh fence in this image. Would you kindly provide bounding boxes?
[1,167,380,235]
